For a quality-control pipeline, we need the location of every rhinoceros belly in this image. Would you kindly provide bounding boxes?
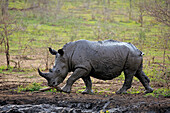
[90,63,123,80]
[91,70,122,80]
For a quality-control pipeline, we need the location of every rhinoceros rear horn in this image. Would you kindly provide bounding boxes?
[38,69,49,80]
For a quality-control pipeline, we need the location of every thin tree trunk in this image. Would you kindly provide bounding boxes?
[139,10,143,27]
[4,24,10,69]
[45,48,49,70]
[129,0,132,20]
[1,0,8,15]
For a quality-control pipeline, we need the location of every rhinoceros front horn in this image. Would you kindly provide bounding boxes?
[38,69,50,80]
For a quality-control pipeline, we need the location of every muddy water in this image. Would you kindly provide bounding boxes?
[0,101,169,113]
[0,104,89,113]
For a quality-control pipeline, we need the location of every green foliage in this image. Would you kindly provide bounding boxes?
[17,82,60,93]
[48,88,57,93]
[0,65,6,73]
[76,89,85,94]
[0,65,33,74]
[0,65,15,73]
[8,0,31,9]
[17,82,43,92]
[145,88,170,97]
[127,87,143,94]
[94,88,98,93]
[99,90,105,95]
[100,110,110,113]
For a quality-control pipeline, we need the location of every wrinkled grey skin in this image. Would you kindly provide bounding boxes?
[38,40,153,94]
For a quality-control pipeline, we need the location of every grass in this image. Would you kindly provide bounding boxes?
[17,82,43,92]
[16,82,60,93]
[145,88,170,98]
[126,87,170,98]
[127,87,144,94]
[0,0,169,95]
[0,65,34,74]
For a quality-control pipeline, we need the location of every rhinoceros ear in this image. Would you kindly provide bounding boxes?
[58,49,64,56]
[49,47,57,55]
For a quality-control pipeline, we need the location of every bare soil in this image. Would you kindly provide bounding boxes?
[0,55,170,112]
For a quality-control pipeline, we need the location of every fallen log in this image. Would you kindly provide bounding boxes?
[39,86,62,92]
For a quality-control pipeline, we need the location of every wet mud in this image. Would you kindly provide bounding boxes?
[0,91,169,113]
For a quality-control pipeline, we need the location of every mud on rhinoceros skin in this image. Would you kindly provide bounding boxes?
[38,39,153,94]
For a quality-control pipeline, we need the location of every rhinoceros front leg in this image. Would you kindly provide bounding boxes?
[82,76,93,94]
[116,70,135,94]
[62,68,89,93]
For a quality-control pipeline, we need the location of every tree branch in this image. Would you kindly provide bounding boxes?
[145,0,170,26]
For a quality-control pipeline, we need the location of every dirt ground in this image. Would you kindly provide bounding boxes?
[0,55,170,112]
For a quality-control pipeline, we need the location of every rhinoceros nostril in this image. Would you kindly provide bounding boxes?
[53,82,55,85]
[49,69,53,72]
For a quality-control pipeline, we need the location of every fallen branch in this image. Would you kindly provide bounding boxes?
[9,5,39,11]
[39,86,62,92]
[153,62,166,69]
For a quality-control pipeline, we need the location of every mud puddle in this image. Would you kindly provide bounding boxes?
[0,100,169,113]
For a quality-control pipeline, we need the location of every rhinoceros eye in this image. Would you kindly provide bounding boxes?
[57,69,60,73]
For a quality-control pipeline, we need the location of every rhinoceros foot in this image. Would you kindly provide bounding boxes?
[61,85,71,93]
[145,87,153,94]
[82,89,93,95]
[115,89,127,94]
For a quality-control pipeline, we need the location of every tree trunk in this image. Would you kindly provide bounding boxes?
[107,0,110,6]
[140,11,143,27]
[4,23,10,69]
[1,0,8,15]
[45,48,49,70]
[129,0,132,20]
[6,46,10,69]
[139,7,143,27]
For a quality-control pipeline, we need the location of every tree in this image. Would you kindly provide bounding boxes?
[144,0,170,27]
[144,0,169,88]
[1,0,8,16]
[0,0,16,69]
[136,1,145,27]
[129,0,132,20]
[144,0,170,67]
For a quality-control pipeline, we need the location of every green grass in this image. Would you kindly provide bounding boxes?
[145,88,170,98]
[17,82,43,92]
[127,87,144,94]
[16,82,60,93]
[0,65,34,74]
[9,0,31,9]
[0,0,169,92]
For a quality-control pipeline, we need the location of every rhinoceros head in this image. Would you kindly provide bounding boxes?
[38,48,68,87]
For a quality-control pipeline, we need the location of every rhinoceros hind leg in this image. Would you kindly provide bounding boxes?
[82,76,93,94]
[135,70,153,94]
[116,70,135,94]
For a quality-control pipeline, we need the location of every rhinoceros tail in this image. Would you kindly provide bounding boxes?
[139,50,144,56]
[141,52,144,56]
